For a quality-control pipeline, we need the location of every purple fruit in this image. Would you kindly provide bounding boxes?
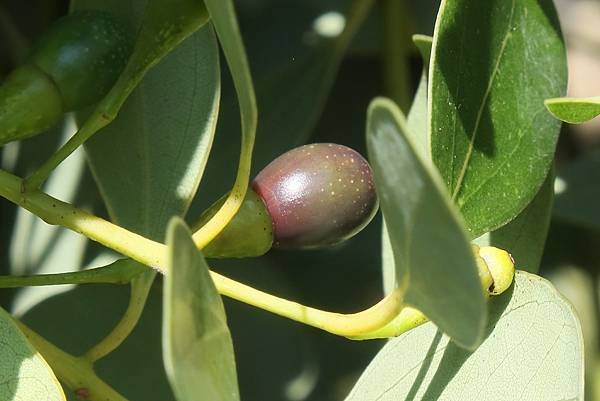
[252,143,379,249]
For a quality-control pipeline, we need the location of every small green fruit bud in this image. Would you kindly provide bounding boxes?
[0,10,131,146]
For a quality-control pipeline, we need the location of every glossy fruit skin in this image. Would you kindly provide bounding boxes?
[0,10,130,145]
[252,143,379,249]
[31,10,130,109]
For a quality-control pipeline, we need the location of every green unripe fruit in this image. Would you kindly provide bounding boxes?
[195,190,274,259]
[199,143,379,258]
[0,10,131,145]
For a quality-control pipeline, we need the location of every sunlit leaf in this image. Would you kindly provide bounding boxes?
[406,34,432,157]
[430,0,566,237]
[163,218,240,401]
[368,98,485,349]
[0,306,65,401]
[346,271,584,401]
[545,96,600,124]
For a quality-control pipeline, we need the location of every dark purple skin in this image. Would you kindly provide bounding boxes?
[252,143,379,249]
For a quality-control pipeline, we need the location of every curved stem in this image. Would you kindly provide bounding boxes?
[0,168,515,339]
[0,169,405,336]
[348,306,428,340]
[83,270,155,363]
[16,321,128,401]
[0,259,141,288]
[213,271,403,336]
[192,0,257,249]
[0,169,168,269]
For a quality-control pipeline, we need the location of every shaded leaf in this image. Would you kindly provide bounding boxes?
[21,284,175,401]
[0,306,65,401]
[163,218,239,401]
[554,151,600,232]
[487,169,554,273]
[545,96,600,124]
[346,271,584,401]
[19,3,221,400]
[430,0,567,237]
[367,98,485,349]
[382,35,432,295]
[190,0,373,213]
[84,23,220,239]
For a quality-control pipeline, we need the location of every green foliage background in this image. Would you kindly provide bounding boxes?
[0,0,593,400]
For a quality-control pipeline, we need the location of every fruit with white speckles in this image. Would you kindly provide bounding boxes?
[253,143,379,249]
[198,143,379,258]
[0,10,131,146]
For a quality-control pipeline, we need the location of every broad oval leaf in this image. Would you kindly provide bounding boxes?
[163,218,240,401]
[346,271,584,401]
[367,98,485,349]
[0,306,65,401]
[545,96,600,124]
[430,0,567,237]
[84,22,220,239]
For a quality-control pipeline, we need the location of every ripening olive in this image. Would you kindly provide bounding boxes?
[253,143,379,249]
[200,143,379,258]
[0,10,131,146]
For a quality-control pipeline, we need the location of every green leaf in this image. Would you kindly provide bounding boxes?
[554,151,600,232]
[367,98,485,349]
[406,34,433,157]
[163,218,240,401]
[84,23,220,238]
[430,0,567,238]
[382,35,432,294]
[475,169,554,273]
[381,219,395,295]
[21,284,176,401]
[486,169,554,273]
[345,271,584,401]
[0,306,65,401]
[545,96,600,124]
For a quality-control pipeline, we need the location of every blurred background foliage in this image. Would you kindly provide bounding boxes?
[1,0,599,400]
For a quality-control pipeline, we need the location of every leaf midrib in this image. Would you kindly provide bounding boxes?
[451,0,517,203]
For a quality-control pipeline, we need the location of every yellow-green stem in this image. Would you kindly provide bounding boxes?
[191,0,257,250]
[0,169,405,337]
[83,270,155,363]
[1,169,167,269]
[24,110,112,190]
[349,306,428,340]
[0,259,139,288]
[16,321,128,401]
[215,271,404,336]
